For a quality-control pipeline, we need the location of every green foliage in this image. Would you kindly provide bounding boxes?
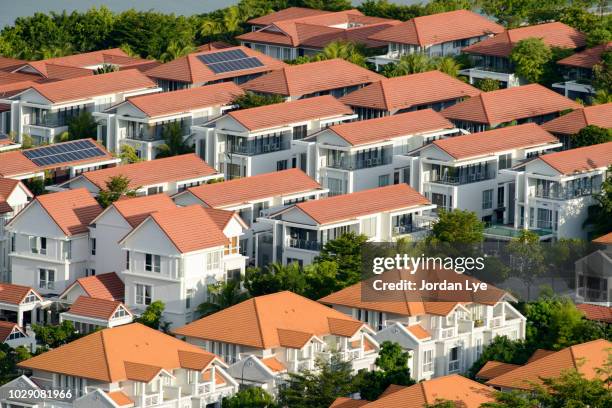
[506,230,546,298]
[20,134,33,149]
[67,111,98,140]
[159,39,196,62]
[510,37,553,83]
[468,336,532,378]
[585,165,612,236]
[593,51,612,96]
[573,125,612,148]
[222,387,277,408]
[32,321,81,348]
[23,177,45,196]
[316,40,368,67]
[428,209,485,244]
[96,175,138,208]
[382,54,462,78]
[315,232,369,288]
[424,400,456,408]
[94,63,118,75]
[475,78,501,92]
[232,91,285,110]
[155,122,194,158]
[135,300,168,330]
[480,0,533,28]
[0,344,32,385]
[119,144,141,164]
[358,0,475,21]
[197,280,250,317]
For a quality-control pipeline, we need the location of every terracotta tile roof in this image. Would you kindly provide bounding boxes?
[67,272,125,302]
[325,109,455,146]
[226,94,353,131]
[463,22,586,58]
[406,324,431,340]
[339,70,480,112]
[0,321,23,342]
[277,328,315,348]
[0,71,41,86]
[487,339,612,390]
[541,103,612,136]
[558,42,611,69]
[66,296,126,320]
[196,41,234,52]
[241,59,383,97]
[146,46,285,84]
[201,368,227,384]
[0,283,41,305]
[173,291,366,349]
[261,356,287,373]
[33,188,102,236]
[369,10,504,46]
[476,361,521,380]
[111,194,177,228]
[144,205,232,253]
[576,303,612,324]
[123,81,244,118]
[291,184,430,225]
[0,178,22,213]
[18,323,220,382]
[430,123,559,160]
[183,168,321,208]
[22,69,157,104]
[106,391,134,407]
[330,397,369,408]
[0,78,44,98]
[593,231,612,244]
[536,141,612,175]
[362,375,495,408]
[123,361,164,382]
[248,7,329,25]
[527,348,557,363]
[80,153,219,190]
[0,56,26,72]
[30,64,93,80]
[441,84,580,125]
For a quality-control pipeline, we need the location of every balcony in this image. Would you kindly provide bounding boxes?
[531,186,595,201]
[288,238,322,251]
[438,327,455,339]
[392,224,427,236]
[484,224,553,240]
[325,151,393,171]
[430,169,496,185]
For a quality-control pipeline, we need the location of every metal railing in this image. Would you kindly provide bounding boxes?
[430,169,496,185]
[288,238,322,251]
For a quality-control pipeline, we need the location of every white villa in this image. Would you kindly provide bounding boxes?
[0,178,32,282]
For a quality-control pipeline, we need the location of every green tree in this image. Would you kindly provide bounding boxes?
[96,175,138,208]
[587,26,612,48]
[222,387,277,408]
[315,40,368,67]
[67,111,98,140]
[160,39,195,62]
[428,209,485,244]
[32,321,81,348]
[510,37,553,83]
[573,125,612,148]
[156,122,194,158]
[475,78,501,92]
[315,232,369,288]
[584,165,612,237]
[232,91,285,110]
[23,178,45,196]
[383,53,433,77]
[20,134,33,149]
[358,0,424,21]
[94,63,118,75]
[506,230,546,299]
[0,344,32,384]
[119,144,142,164]
[197,280,250,317]
[592,50,612,96]
[425,400,456,408]
[480,0,533,28]
[244,262,307,297]
[135,300,167,330]
[468,335,532,378]
[432,56,462,77]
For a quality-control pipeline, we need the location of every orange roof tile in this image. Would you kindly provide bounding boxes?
[476,361,520,380]
[339,70,480,112]
[576,303,612,324]
[291,184,430,225]
[558,42,612,69]
[123,82,244,118]
[248,7,329,25]
[196,41,234,52]
[106,391,134,407]
[23,69,157,104]
[593,231,612,244]
[463,22,586,58]
[440,84,581,125]
[261,356,287,372]
[370,10,504,46]
[541,103,612,136]
[487,339,612,390]
[123,361,164,382]
[0,283,41,305]
[18,323,220,382]
[241,59,383,97]
[430,123,559,160]
[80,153,219,190]
[201,368,227,384]
[330,397,369,408]
[173,291,366,349]
[111,194,177,228]
[527,348,557,363]
[406,324,431,340]
[0,56,26,72]
[34,188,102,236]
[183,168,321,208]
[0,178,23,213]
[226,94,353,131]
[536,141,612,175]
[0,321,23,342]
[146,46,285,84]
[66,272,125,301]
[66,296,126,320]
[325,109,455,146]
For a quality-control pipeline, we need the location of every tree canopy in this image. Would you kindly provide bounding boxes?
[96,175,138,208]
[573,125,612,148]
[67,111,98,140]
[510,38,553,83]
[428,209,485,244]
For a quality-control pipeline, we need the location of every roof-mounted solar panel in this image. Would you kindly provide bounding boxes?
[23,139,107,167]
[197,49,264,74]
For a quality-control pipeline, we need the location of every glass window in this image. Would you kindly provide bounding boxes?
[378,174,390,187]
[423,349,433,373]
[448,346,460,372]
[136,284,152,305]
[30,236,46,255]
[498,153,512,170]
[38,269,55,289]
[292,125,307,140]
[482,189,493,209]
[90,238,96,256]
[126,251,130,270]
[206,251,221,270]
[145,254,161,273]
[277,160,288,171]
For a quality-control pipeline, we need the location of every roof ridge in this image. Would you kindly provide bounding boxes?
[379,79,392,111]
[99,330,114,382]
[281,66,292,95]
[251,297,267,349]
[420,381,429,404]
[411,19,424,47]
[186,54,196,84]
[478,92,493,124]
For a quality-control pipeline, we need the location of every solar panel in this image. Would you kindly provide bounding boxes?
[197,49,264,75]
[23,139,107,167]
[199,49,248,64]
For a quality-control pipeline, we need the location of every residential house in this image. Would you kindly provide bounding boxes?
[0,134,20,152]
[330,375,496,407]
[320,269,526,381]
[338,70,481,119]
[240,59,384,101]
[512,141,612,240]
[61,153,221,196]
[6,188,103,296]
[97,82,245,160]
[0,320,36,351]
[553,42,611,100]
[119,205,247,327]
[3,69,159,145]
[59,272,125,303]
[0,178,32,282]
[0,323,238,407]
[541,102,612,149]
[485,339,611,391]
[575,232,612,306]
[440,84,581,132]
[461,22,586,87]
[238,9,399,60]
[172,168,326,266]
[368,10,504,68]
[195,95,355,179]
[308,109,460,195]
[0,282,44,328]
[59,296,133,334]
[145,46,285,92]
[416,123,560,234]
[173,291,379,394]
[576,303,612,324]
[261,184,435,266]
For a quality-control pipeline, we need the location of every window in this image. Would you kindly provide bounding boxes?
[497,186,504,209]
[378,174,390,187]
[135,284,152,305]
[482,189,493,209]
[39,269,55,289]
[90,238,96,256]
[292,125,307,140]
[327,177,345,196]
[185,289,194,310]
[86,268,95,276]
[62,241,71,260]
[277,160,288,171]
[113,307,128,318]
[145,254,161,273]
[423,349,434,373]
[29,236,46,255]
[23,292,37,303]
[10,234,15,252]
[206,251,221,270]
[8,329,25,340]
[147,186,163,195]
[498,153,512,170]
[448,346,460,372]
[476,339,483,358]
[226,269,241,282]
[224,236,239,255]
[361,217,377,238]
[126,251,130,270]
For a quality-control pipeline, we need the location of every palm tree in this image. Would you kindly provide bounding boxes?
[223,6,243,33]
[156,122,193,158]
[37,43,73,60]
[160,40,195,63]
[197,280,249,317]
[432,56,462,77]
[94,64,118,75]
[200,18,224,38]
[386,53,433,77]
[318,40,367,67]
[593,89,612,105]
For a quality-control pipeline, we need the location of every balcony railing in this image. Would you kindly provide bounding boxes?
[288,238,322,251]
[439,327,455,339]
[325,153,393,171]
[489,316,504,329]
[392,224,427,236]
[430,170,496,185]
[531,187,595,200]
[144,394,160,406]
[227,139,291,156]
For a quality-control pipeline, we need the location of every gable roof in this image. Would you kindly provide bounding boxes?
[593,231,612,244]
[463,22,586,58]
[145,46,285,84]
[0,56,27,72]
[0,321,25,342]
[324,109,455,146]
[541,103,612,136]
[79,153,219,190]
[110,194,177,228]
[440,84,581,125]
[429,123,559,160]
[241,59,383,97]
[32,188,102,236]
[66,296,129,320]
[338,70,480,111]
[0,178,27,214]
[226,94,353,131]
[536,141,612,175]
[557,42,611,69]
[486,339,612,390]
[289,184,430,225]
[62,272,125,302]
[196,41,234,52]
[182,168,322,208]
[18,323,221,382]
[0,283,41,305]
[476,361,521,380]
[576,303,612,324]
[173,291,366,349]
[122,81,244,118]
[369,9,504,46]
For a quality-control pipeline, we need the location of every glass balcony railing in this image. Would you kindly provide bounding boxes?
[326,153,393,171]
[430,169,496,185]
[227,139,291,156]
[288,238,322,251]
[531,187,595,200]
